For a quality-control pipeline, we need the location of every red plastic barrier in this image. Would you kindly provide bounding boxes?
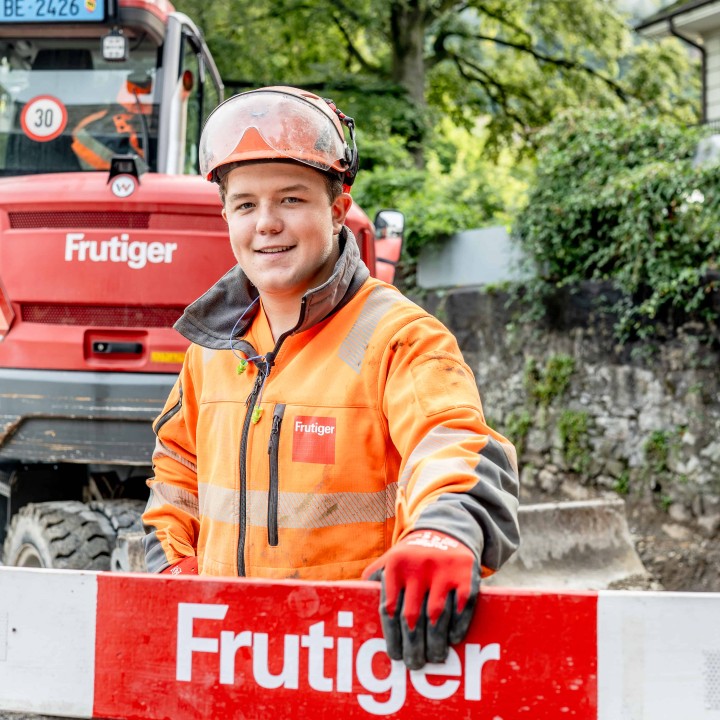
[94,576,596,719]
[1,568,719,719]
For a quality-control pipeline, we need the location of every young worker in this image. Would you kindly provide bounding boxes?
[142,86,520,670]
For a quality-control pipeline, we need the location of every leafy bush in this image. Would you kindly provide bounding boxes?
[353,120,526,260]
[355,168,501,257]
[513,107,720,339]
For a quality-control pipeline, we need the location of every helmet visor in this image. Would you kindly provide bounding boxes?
[199,90,349,180]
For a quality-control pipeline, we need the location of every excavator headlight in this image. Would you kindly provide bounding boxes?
[102,28,128,62]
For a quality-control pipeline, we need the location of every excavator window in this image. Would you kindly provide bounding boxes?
[0,38,160,175]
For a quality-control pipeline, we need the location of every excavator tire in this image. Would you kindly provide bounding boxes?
[89,498,146,540]
[2,501,112,570]
[90,498,148,572]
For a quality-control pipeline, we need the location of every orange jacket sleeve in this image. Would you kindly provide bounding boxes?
[381,314,520,576]
[142,350,201,573]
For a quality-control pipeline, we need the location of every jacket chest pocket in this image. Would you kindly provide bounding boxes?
[267,403,285,546]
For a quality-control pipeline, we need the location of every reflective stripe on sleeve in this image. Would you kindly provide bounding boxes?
[152,437,197,473]
[400,426,484,488]
[403,456,484,505]
[145,480,199,519]
[338,286,411,373]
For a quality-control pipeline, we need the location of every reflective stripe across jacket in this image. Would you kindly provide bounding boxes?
[142,227,520,579]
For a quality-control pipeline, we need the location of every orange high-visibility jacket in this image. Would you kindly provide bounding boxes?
[142,229,520,579]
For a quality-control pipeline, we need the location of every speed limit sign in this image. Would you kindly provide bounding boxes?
[20,95,69,142]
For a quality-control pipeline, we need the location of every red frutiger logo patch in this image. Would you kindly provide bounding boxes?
[292,416,336,464]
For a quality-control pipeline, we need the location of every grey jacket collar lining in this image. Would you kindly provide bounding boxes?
[174,226,370,350]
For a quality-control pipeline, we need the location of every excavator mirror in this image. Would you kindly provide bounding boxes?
[182,69,194,93]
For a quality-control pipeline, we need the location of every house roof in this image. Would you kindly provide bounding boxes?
[636,0,720,31]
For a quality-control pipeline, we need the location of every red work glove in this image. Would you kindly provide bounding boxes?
[161,556,198,576]
[362,530,480,670]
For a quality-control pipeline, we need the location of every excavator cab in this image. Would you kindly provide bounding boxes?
[0,2,221,179]
[0,37,161,174]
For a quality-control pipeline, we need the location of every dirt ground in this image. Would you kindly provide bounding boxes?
[625,495,720,593]
[524,482,720,593]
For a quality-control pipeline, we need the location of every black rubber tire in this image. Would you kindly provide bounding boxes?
[2,501,112,570]
[88,498,146,541]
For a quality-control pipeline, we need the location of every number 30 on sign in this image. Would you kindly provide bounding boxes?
[20,95,68,142]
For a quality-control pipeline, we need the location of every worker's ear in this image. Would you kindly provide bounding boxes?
[331,192,353,234]
[221,206,228,223]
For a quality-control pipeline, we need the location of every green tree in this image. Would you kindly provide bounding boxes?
[177,0,699,168]
[177,1,701,265]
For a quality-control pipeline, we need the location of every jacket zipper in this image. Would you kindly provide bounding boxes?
[237,367,266,576]
[152,382,183,436]
[236,297,304,574]
[267,404,286,546]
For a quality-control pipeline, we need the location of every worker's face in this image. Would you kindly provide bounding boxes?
[222,162,352,304]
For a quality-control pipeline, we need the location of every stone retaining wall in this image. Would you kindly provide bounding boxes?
[411,283,720,538]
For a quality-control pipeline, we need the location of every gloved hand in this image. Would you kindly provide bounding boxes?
[362,530,480,670]
[161,556,198,575]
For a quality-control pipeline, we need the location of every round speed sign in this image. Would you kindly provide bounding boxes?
[20,95,69,142]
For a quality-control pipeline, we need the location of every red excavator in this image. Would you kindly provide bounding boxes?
[0,0,403,570]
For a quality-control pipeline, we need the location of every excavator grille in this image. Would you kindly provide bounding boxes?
[20,303,184,328]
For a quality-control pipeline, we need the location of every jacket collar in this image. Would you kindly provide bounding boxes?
[174,226,370,350]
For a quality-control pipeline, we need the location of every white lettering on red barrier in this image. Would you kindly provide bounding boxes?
[176,602,500,716]
[64,232,177,269]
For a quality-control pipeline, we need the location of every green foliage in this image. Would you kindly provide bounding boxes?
[614,471,630,496]
[352,167,499,257]
[641,427,692,511]
[176,0,699,164]
[352,121,524,257]
[524,354,575,406]
[503,409,533,458]
[176,0,703,260]
[174,0,417,154]
[557,410,591,475]
[623,39,700,121]
[422,0,699,154]
[513,107,720,339]
[644,429,671,475]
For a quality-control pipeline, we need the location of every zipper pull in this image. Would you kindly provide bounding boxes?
[268,406,285,454]
[270,412,281,437]
[245,370,264,407]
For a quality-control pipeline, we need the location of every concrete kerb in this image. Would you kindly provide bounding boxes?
[487,498,650,590]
